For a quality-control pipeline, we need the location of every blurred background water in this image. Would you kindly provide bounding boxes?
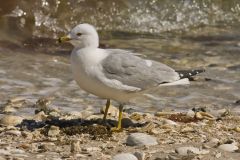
[0,0,239,115]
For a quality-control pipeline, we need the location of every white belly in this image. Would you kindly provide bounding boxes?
[70,48,135,103]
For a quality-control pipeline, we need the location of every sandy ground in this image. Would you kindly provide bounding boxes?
[0,97,240,160]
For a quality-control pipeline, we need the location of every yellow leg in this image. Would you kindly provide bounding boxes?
[102,99,110,123]
[111,104,123,132]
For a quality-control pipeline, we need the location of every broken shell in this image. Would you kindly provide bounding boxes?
[196,112,215,120]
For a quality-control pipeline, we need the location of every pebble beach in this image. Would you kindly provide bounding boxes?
[0,1,240,160]
[0,97,240,160]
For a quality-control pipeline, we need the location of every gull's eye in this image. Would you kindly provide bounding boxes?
[76,33,82,36]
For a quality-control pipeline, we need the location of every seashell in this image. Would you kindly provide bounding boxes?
[113,153,138,160]
[195,112,215,120]
[126,133,158,146]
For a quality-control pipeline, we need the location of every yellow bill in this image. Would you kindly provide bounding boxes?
[58,35,71,43]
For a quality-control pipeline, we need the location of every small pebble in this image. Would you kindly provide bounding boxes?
[181,126,195,133]
[215,152,221,158]
[68,111,82,118]
[176,146,209,155]
[75,153,87,158]
[218,144,238,152]
[113,153,138,160]
[100,104,119,117]
[71,140,81,153]
[8,97,26,103]
[21,131,33,140]
[186,109,195,118]
[33,111,48,121]
[162,119,178,126]
[234,127,240,132]
[5,130,21,136]
[1,105,17,113]
[80,110,94,119]
[48,126,60,137]
[134,151,145,160]
[209,138,220,144]
[82,147,101,152]
[0,149,10,155]
[10,149,25,154]
[126,133,158,146]
[0,115,23,126]
[13,158,25,160]
[49,111,61,117]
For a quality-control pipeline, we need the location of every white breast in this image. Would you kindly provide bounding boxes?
[70,48,137,103]
[70,48,113,98]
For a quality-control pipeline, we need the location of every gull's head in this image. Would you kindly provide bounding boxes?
[58,23,99,48]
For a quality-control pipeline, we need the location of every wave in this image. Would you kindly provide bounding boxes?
[0,0,240,40]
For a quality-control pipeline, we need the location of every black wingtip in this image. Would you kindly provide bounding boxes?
[177,69,205,79]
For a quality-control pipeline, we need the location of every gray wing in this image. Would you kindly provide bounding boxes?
[101,49,180,90]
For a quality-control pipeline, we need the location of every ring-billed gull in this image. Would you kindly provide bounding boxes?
[58,23,204,131]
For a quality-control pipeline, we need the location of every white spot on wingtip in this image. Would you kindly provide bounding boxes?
[180,74,183,77]
[145,60,152,67]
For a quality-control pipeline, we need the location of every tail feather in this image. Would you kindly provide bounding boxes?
[159,78,190,86]
[176,69,205,79]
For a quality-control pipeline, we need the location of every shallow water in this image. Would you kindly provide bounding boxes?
[0,0,239,116]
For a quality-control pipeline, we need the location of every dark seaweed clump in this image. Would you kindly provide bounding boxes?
[168,113,199,123]
[61,125,112,140]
